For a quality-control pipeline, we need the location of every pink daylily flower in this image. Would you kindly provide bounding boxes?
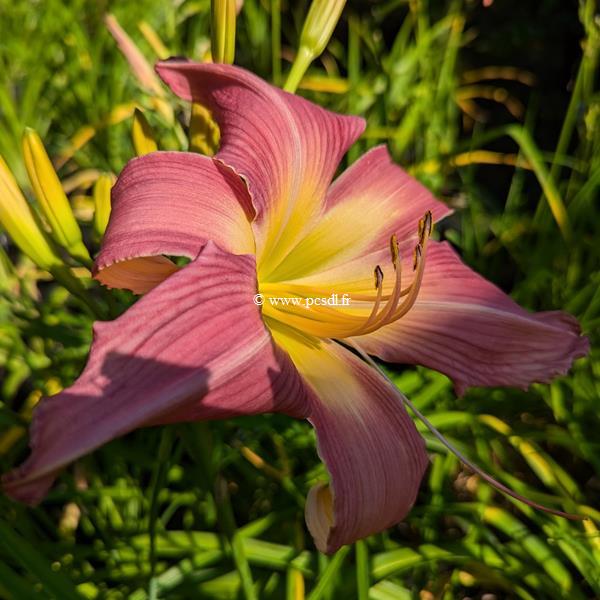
[2,61,589,554]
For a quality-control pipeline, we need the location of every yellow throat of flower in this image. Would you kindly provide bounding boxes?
[259,211,433,339]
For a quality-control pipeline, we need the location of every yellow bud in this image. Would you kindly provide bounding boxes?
[211,0,237,64]
[132,108,158,156]
[93,173,114,239]
[284,0,346,93]
[189,103,220,155]
[0,155,62,270]
[22,129,91,265]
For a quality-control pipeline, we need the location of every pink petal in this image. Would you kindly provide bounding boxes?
[270,323,428,554]
[267,145,451,284]
[325,145,451,246]
[354,241,590,395]
[3,242,308,504]
[94,151,255,293]
[155,60,365,271]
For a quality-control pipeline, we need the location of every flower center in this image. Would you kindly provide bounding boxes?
[259,211,432,339]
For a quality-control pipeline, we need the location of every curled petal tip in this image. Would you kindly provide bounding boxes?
[305,483,334,554]
[93,151,254,293]
[269,328,428,554]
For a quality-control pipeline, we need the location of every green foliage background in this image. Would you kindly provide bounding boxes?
[0,0,598,598]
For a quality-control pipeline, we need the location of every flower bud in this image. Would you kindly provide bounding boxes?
[189,104,220,155]
[211,0,237,64]
[22,128,91,265]
[93,173,114,240]
[132,108,158,156]
[0,155,62,270]
[284,0,346,93]
[301,0,345,58]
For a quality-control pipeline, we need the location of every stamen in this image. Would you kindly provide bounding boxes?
[385,212,433,324]
[387,242,426,324]
[358,266,385,332]
[262,211,434,339]
[260,281,410,303]
[364,235,403,330]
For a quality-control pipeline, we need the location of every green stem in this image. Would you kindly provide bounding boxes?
[148,427,175,590]
[215,477,258,600]
[355,540,369,600]
[284,46,313,93]
[211,0,236,64]
[271,0,281,85]
[68,241,93,269]
[50,266,106,319]
[347,13,360,163]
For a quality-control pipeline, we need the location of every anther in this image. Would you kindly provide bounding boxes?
[374,265,384,289]
[418,210,433,246]
[413,244,422,271]
[389,233,399,270]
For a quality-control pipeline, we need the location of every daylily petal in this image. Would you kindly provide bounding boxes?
[269,320,428,554]
[268,145,451,284]
[94,151,255,293]
[3,243,307,504]
[326,145,451,243]
[353,241,590,395]
[155,60,365,273]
